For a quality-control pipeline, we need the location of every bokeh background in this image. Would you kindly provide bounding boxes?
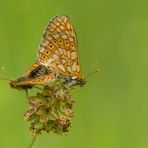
[0,0,148,148]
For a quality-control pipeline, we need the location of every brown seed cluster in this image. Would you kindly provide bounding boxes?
[24,84,75,136]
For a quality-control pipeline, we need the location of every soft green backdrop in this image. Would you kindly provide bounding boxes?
[0,0,148,148]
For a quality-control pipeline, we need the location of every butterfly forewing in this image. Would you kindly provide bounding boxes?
[37,15,82,80]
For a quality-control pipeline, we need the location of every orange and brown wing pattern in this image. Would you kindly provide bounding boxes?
[37,14,82,80]
[10,62,57,89]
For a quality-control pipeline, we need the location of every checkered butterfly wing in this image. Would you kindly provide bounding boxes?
[37,15,82,80]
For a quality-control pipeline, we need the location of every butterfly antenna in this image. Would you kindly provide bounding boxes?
[0,66,12,81]
[84,61,99,80]
[0,77,11,81]
[1,66,12,79]
[85,69,99,80]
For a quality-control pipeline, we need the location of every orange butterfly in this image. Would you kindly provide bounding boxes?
[10,14,85,91]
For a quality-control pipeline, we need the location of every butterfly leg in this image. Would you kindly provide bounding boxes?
[25,89,29,99]
[34,86,44,90]
[51,78,63,88]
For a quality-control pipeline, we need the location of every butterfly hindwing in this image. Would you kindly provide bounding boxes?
[37,15,82,80]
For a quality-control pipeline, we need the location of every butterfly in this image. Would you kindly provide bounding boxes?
[10,14,85,91]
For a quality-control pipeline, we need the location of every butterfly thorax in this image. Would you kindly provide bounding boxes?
[64,77,86,87]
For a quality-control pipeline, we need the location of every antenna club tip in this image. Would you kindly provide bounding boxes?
[1,66,5,70]
[95,69,100,73]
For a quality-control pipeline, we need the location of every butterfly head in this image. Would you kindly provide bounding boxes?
[10,79,17,89]
[10,77,24,90]
[77,78,86,87]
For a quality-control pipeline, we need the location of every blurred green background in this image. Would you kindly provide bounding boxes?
[0,0,148,148]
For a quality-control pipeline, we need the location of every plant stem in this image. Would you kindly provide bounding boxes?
[28,136,37,148]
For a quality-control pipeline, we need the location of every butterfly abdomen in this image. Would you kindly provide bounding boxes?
[10,76,33,90]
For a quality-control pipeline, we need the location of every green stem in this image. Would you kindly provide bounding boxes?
[28,136,37,148]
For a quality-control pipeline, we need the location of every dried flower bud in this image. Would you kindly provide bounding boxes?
[24,84,75,137]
